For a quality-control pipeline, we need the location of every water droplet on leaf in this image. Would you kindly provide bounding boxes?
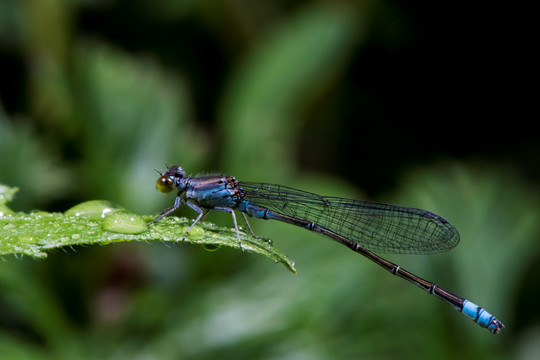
[102,211,147,234]
[65,200,125,219]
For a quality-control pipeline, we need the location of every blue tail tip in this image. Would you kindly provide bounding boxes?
[462,300,505,334]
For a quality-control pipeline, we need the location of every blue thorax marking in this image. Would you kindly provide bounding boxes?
[183,175,241,209]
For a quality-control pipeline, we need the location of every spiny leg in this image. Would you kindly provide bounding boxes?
[240,212,265,240]
[213,207,245,253]
[182,209,210,240]
[182,201,210,240]
[150,195,183,225]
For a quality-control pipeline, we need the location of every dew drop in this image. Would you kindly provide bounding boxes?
[186,226,204,241]
[202,244,221,251]
[102,210,147,234]
[65,200,125,219]
[17,235,37,244]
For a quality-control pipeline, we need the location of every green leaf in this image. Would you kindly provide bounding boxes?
[220,2,365,176]
[0,186,296,273]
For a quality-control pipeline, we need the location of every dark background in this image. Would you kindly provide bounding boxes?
[1,1,538,359]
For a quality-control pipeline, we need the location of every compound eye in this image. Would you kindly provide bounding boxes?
[156,176,174,193]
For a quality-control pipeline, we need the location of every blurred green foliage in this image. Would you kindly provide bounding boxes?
[1,0,539,359]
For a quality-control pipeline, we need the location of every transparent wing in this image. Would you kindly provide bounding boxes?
[239,182,459,254]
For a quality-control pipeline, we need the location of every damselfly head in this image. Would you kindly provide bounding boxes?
[156,165,185,193]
